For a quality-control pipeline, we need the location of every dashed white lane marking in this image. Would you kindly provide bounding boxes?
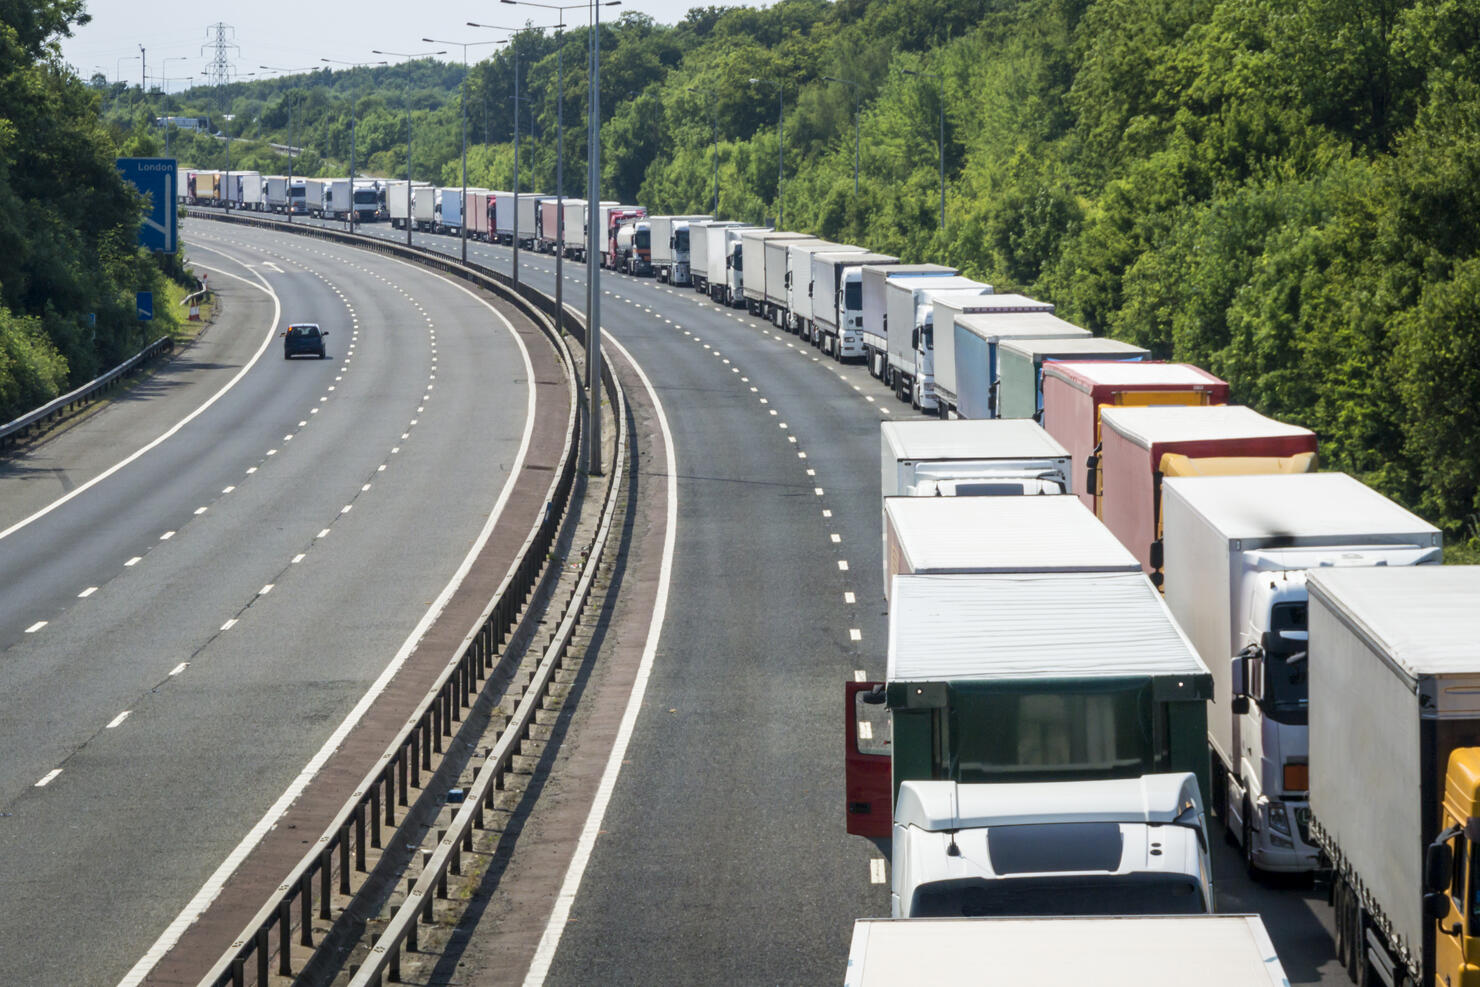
[78,587,97,598]
[220,618,238,631]
[838,560,850,571]
[823,509,833,518]
[222,485,235,494]
[35,769,62,788]
[106,711,131,729]
[845,592,856,604]
[830,533,841,543]
[159,531,175,541]
[870,858,887,884]
[316,528,330,539]
[25,621,47,633]
[854,669,867,682]
[291,554,305,564]
[194,507,207,515]
[258,584,274,596]
[814,487,824,496]
[850,629,862,642]
[169,662,188,676]
[125,556,142,567]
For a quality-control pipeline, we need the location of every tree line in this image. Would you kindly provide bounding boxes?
[42,0,1480,549]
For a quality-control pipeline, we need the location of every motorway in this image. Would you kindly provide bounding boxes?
[295,215,1348,985]
[0,223,541,985]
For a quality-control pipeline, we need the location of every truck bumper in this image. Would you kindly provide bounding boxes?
[839,332,864,359]
[1251,800,1321,872]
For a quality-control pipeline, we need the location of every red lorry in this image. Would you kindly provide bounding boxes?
[1094,404,1316,583]
[1040,362,1229,513]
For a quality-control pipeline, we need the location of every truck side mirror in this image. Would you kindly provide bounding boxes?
[1426,840,1455,894]
[911,329,920,350]
[1085,454,1100,498]
[1149,540,1164,571]
[1230,654,1250,716]
[1428,892,1458,928]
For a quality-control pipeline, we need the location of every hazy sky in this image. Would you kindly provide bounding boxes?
[62,0,756,88]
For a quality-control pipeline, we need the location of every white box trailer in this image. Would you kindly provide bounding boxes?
[1307,566,1480,987]
[433,188,463,233]
[1162,472,1440,877]
[862,265,958,379]
[318,178,350,219]
[844,915,1289,987]
[883,494,1135,600]
[490,190,515,242]
[741,230,810,316]
[411,185,436,230]
[786,241,860,337]
[689,220,742,297]
[465,189,490,238]
[649,215,710,284]
[558,198,587,255]
[812,251,898,361]
[515,193,543,247]
[238,172,266,211]
[386,180,411,227]
[880,418,1072,501]
[302,178,329,217]
[935,299,1069,418]
[885,281,992,412]
[763,234,822,326]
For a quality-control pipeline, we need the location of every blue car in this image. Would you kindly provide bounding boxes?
[283,323,328,359]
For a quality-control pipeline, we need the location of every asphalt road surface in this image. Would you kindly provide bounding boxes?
[0,222,534,985]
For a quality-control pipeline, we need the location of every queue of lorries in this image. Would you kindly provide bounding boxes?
[177,163,1476,985]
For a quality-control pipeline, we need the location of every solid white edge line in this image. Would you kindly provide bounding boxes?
[118,238,539,987]
[522,329,678,986]
[0,253,281,544]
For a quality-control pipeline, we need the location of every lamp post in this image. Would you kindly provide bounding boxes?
[323,58,388,233]
[162,56,188,95]
[466,26,527,282]
[260,65,316,223]
[375,49,446,245]
[748,76,784,228]
[422,38,502,264]
[687,87,719,214]
[823,75,862,197]
[902,68,945,231]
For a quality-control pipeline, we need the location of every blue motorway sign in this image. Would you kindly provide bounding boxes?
[116,157,178,253]
[137,291,153,321]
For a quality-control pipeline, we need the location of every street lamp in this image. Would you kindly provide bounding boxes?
[687,87,719,214]
[323,58,388,233]
[162,56,189,94]
[902,68,945,231]
[748,77,784,229]
[823,75,862,197]
[422,38,502,264]
[466,24,539,286]
[261,65,317,223]
[374,48,447,245]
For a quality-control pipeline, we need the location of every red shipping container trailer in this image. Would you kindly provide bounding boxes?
[1096,405,1316,582]
[1041,362,1230,513]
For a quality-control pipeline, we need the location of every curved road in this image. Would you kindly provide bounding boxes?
[0,222,540,985]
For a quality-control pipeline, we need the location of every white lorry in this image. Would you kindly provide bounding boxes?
[882,493,1134,602]
[1161,472,1440,877]
[880,418,1071,501]
[317,178,351,220]
[648,215,710,284]
[353,180,383,222]
[515,193,543,248]
[763,234,822,326]
[884,281,993,413]
[301,178,328,218]
[786,240,860,337]
[844,915,1289,986]
[741,230,810,317]
[387,181,426,229]
[434,187,463,233]
[861,265,958,380]
[811,251,898,361]
[238,173,266,211]
[1307,566,1480,987]
[935,298,1069,419]
[890,774,1212,919]
[689,220,740,297]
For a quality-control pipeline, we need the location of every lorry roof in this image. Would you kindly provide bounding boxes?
[865,263,958,277]
[1044,361,1225,388]
[883,419,1068,460]
[954,311,1089,341]
[1100,404,1313,447]
[1163,472,1440,542]
[886,496,1139,573]
[888,572,1208,681]
[1306,567,1480,678]
[845,916,1287,986]
[743,229,813,241]
[937,292,1052,314]
[1000,336,1148,360]
[896,775,1200,831]
[814,251,898,266]
[886,277,985,296]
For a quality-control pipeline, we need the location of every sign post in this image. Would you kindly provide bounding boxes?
[116,157,178,254]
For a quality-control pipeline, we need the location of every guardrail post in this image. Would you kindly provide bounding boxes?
[421,717,433,772]
[372,782,383,847]
[300,871,314,947]
[390,939,401,981]
[431,702,443,754]
[320,849,333,920]
[450,843,461,878]
[355,807,367,872]
[407,900,419,953]
[231,953,245,986]
[339,825,352,895]
[256,926,269,986]
[399,745,410,806]
[278,899,293,976]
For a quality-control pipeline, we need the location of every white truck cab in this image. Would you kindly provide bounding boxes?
[891,776,1213,919]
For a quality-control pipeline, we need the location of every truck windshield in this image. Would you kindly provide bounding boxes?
[733,248,743,270]
[675,229,688,251]
[354,190,377,204]
[910,874,1205,918]
[636,230,650,249]
[1264,602,1308,717]
[844,280,862,310]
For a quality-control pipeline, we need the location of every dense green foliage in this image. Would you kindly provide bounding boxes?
[111,1,1480,545]
[0,0,188,421]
